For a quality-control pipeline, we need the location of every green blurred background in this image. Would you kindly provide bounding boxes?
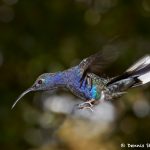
[0,0,150,150]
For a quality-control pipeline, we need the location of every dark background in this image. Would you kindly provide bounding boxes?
[0,0,150,150]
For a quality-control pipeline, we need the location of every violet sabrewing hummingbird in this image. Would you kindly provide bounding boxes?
[12,50,150,111]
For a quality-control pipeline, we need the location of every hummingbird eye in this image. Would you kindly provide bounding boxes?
[38,79,43,84]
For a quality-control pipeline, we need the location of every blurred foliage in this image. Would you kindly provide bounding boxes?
[0,0,150,150]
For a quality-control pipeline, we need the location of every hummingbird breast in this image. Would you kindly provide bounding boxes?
[64,67,103,101]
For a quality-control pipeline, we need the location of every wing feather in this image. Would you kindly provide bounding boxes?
[79,42,125,87]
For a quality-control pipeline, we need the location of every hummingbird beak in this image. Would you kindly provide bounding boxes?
[11,87,34,109]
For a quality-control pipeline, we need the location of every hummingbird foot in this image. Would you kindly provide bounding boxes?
[77,99,95,111]
[82,106,94,112]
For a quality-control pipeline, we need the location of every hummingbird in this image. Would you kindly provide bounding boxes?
[12,50,150,111]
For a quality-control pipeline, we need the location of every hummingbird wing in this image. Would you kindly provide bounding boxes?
[79,44,120,87]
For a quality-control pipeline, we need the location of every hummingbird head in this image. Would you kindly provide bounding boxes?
[12,73,56,109]
[32,73,54,91]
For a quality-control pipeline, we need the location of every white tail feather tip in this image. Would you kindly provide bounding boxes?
[127,55,150,72]
[138,71,150,84]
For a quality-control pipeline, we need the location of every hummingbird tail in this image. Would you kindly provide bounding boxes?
[107,55,150,87]
[127,55,150,87]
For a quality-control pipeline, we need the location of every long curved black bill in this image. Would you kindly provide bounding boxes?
[11,88,33,109]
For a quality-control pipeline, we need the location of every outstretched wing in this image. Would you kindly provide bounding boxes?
[79,42,124,87]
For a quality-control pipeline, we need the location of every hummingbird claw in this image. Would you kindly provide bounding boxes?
[82,106,94,112]
[78,99,95,107]
[77,99,95,112]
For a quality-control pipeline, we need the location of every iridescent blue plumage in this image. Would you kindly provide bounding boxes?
[46,66,102,101]
[65,66,101,101]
